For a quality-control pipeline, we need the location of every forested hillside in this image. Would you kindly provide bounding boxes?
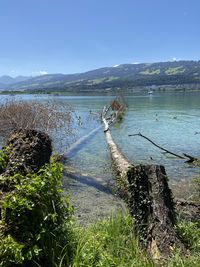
[1,60,200,93]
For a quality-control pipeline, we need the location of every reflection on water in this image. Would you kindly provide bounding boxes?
[0,92,200,182]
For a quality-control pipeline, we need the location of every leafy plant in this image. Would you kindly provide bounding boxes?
[0,157,75,267]
[0,150,8,174]
[175,220,200,252]
[166,220,200,266]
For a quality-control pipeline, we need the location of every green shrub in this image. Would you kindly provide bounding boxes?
[0,156,74,267]
[175,220,200,252]
[0,150,8,174]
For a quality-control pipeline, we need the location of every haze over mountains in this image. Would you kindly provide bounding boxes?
[1,60,200,92]
[0,75,30,86]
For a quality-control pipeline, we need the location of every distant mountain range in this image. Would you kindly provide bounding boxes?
[1,60,200,93]
[0,75,31,85]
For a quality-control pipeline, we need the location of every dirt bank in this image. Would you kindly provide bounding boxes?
[62,166,127,225]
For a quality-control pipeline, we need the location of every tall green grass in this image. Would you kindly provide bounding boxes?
[69,211,200,267]
[71,212,154,267]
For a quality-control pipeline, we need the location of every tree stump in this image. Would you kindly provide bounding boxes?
[0,129,52,192]
[5,129,52,175]
[127,165,186,258]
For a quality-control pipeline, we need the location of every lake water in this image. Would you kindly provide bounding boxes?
[1,92,200,184]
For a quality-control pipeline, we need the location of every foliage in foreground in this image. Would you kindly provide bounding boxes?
[70,212,200,267]
[71,212,153,267]
[0,147,200,267]
[0,151,74,267]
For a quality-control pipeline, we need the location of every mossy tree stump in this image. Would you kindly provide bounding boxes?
[127,165,186,258]
[5,129,52,175]
[0,129,52,192]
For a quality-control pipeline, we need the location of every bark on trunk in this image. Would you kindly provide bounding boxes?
[103,127,131,199]
[127,165,186,258]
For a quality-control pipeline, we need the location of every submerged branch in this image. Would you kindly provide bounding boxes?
[183,153,198,163]
[129,132,187,160]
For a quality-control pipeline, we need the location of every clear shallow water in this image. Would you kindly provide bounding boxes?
[0,93,200,182]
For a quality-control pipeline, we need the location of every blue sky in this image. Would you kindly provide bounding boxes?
[0,0,200,76]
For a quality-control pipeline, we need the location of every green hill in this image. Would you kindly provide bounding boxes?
[1,60,200,93]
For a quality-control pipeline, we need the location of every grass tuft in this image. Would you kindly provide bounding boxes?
[71,212,154,267]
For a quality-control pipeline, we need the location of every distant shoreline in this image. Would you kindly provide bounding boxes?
[1,85,200,96]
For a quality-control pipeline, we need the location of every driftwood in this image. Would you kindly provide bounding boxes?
[102,100,186,259]
[129,132,198,163]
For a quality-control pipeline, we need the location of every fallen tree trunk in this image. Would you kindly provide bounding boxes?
[102,103,186,259]
[102,126,131,199]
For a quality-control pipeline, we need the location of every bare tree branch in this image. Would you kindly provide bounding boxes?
[129,132,198,162]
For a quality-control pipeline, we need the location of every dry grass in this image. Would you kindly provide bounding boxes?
[0,99,74,148]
